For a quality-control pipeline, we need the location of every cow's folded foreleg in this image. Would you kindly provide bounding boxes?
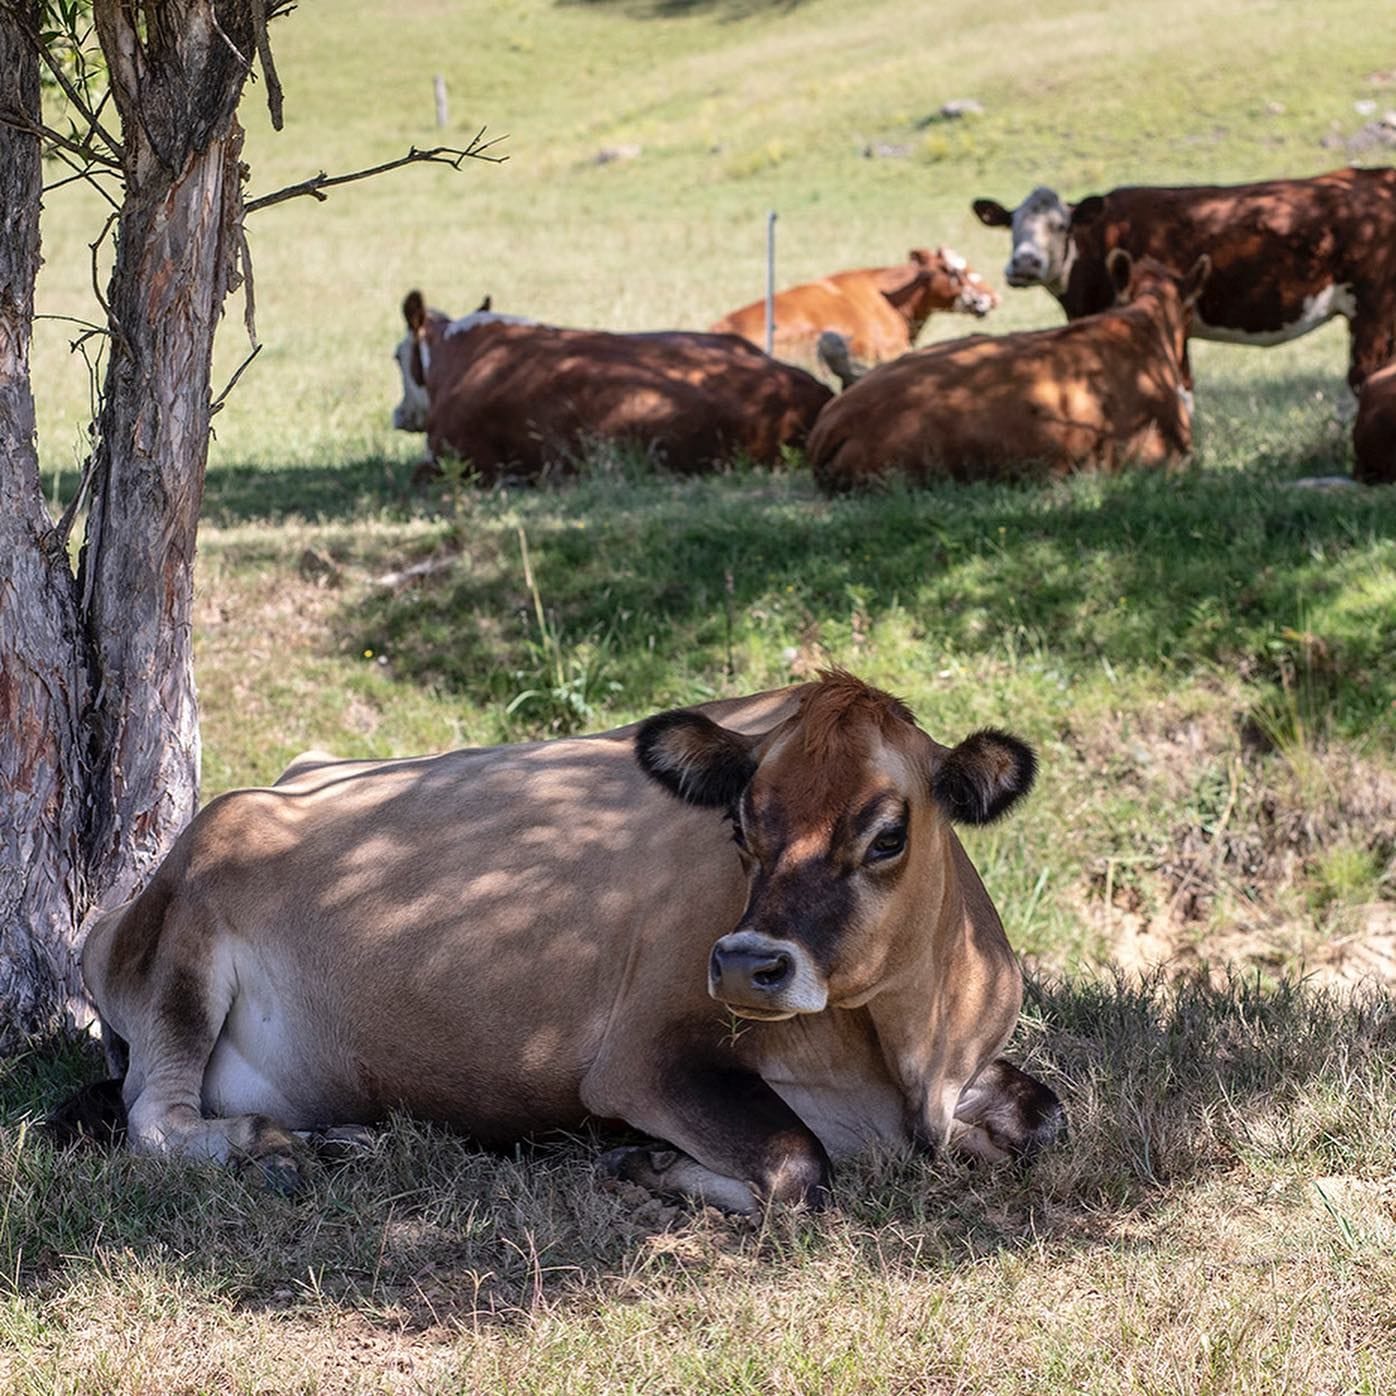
[589,1064,832,1213]
[950,1057,1065,1162]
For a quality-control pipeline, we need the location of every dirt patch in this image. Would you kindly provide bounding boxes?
[1074,714,1396,985]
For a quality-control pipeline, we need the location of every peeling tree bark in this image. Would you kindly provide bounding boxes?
[80,0,258,914]
[0,0,261,1054]
[0,1,92,1046]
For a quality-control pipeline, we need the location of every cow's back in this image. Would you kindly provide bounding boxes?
[711,275,910,367]
[83,731,750,1138]
[807,312,1181,489]
[425,323,826,477]
[1065,168,1396,323]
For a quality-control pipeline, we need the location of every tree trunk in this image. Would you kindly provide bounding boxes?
[0,1,92,1052]
[0,0,261,1053]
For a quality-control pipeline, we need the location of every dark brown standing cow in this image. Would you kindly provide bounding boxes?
[972,167,1396,391]
[807,253,1207,490]
[709,247,998,377]
[1353,360,1396,484]
[64,672,1063,1212]
[396,292,831,481]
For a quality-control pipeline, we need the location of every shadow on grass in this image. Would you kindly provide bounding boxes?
[3,972,1393,1333]
[339,459,1396,742]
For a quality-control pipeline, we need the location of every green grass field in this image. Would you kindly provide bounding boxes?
[8,0,1396,1389]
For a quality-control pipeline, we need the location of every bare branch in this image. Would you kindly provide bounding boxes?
[244,133,507,214]
[88,210,119,340]
[33,312,110,336]
[0,104,122,169]
[251,0,284,131]
[209,342,262,418]
[42,142,122,207]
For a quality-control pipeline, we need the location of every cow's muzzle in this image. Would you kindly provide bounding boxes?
[708,930,828,1019]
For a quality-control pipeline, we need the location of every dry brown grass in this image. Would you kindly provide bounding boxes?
[5,974,1395,1393]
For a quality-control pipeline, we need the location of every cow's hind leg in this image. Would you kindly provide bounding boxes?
[591,1065,831,1214]
[120,962,307,1193]
[951,1058,1065,1163]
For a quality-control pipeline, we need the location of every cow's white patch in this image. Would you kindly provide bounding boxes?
[444,309,534,337]
[1194,282,1356,346]
[391,334,429,431]
[941,247,967,273]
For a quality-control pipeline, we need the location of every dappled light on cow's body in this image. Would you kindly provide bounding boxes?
[807,254,1205,489]
[395,293,830,482]
[973,167,1396,395]
[65,673,1064,1213]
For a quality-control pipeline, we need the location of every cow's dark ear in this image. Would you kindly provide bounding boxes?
[934,729,1036,825]
[475,294,492,313]
[1181,254,1211,306]
[1070,194,1105,228]
[908,248,932,266]
[636,711,759,808]
[972,198,1011,228]
[1106,247,1133,297]
[403,290,427,333]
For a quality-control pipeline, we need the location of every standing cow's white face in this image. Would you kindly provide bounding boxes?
[972,186,1076,290]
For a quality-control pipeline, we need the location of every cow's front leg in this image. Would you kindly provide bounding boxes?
[950,1057,1066,1162]
[592,1065,831,1214]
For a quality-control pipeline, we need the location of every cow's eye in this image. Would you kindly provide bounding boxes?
[866,827,907,863]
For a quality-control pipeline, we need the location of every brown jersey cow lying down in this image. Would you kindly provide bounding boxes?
[709,247,998,377]
[398,292,831,482]
[67,671,1063,1212]
[807,251,1208,490]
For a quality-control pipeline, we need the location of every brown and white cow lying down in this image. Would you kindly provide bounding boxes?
[69,671,1063,1212]
[973,166,1396,392]
[709,248,998,378]
[397,292,832,482]
[1353,360,1396,485]
[807,252,1207,491]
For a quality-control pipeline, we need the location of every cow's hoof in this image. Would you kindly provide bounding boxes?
[249,1150,306,1197]
[298,1124,377,1163]
[597,1144,677,1183]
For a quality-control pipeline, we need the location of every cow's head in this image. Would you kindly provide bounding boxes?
[889,249,999,335]
[391,289,439,432]
[635,671,1035,1020]
[972,187,1102,291]
[392,291,507,432]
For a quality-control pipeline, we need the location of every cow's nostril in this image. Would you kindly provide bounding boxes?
[752,953,792,989]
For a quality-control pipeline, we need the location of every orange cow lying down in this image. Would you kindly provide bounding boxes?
[807,251,1209,491]
[709,247,998,377]
[399,292,831,482]
[62,672,1064,1212]
[1353,360,1396,485]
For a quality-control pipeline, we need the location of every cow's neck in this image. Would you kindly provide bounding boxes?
[881,274,930,337]
[1043,237,1078,306]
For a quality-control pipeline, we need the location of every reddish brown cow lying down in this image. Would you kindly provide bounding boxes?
[1353,361,1396,485]
[807,252,1208,491]
[709,247,998,376]
[399,292,831,482]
